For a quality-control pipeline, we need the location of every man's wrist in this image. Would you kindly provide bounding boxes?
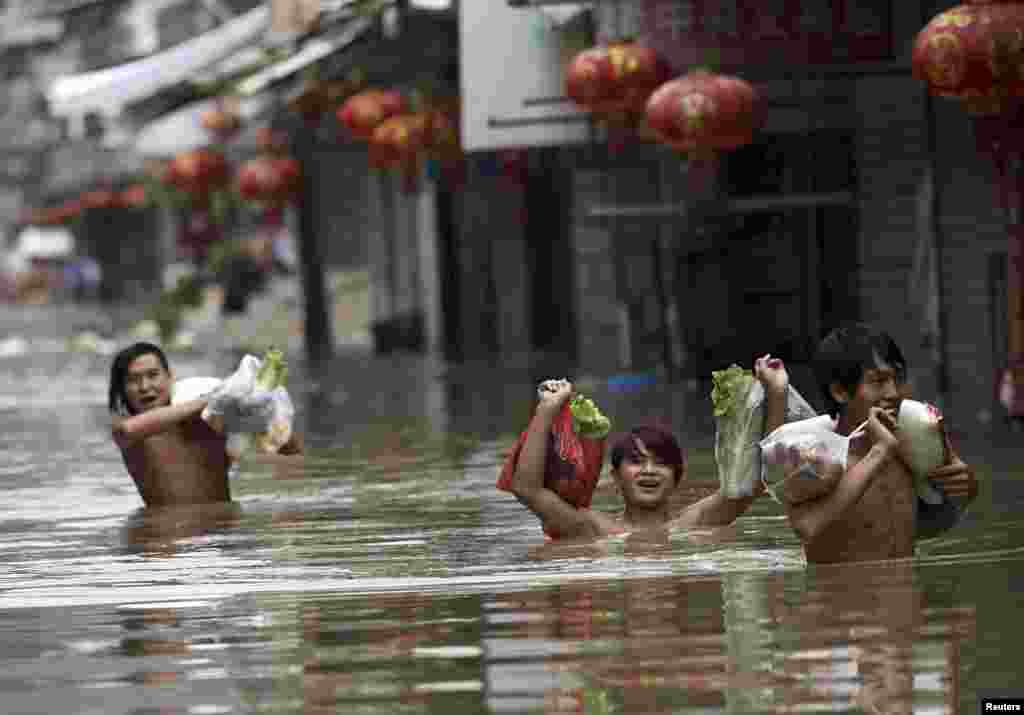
[534,404,560,422]
[869,442,896,462]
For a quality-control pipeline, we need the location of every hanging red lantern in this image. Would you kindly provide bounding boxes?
[199,97,242,143]
[367,113,432,169]
[119,184,148,208]
[566,41,668,115]
[255,126,289,155]
[912,3,1024,115]
[166,148,230,197]
[274,157,301,197]
[337,89,407,140]
[914,0,1024,417]
[425,107,461,159]
[80,189,119,210]
[644,70,759,155]
[236,156,301,205]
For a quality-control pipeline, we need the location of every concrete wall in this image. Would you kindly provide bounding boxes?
[934,101,1010,424]
[846,71,1010,425]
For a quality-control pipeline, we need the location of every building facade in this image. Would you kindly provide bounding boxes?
[361,0,1013,431]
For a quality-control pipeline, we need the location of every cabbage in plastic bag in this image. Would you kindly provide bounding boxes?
[711,364,818,498]
[897,399,948,505]
[200,349,294,458]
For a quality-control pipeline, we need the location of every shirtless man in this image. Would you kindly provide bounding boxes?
[509,356,789,540]
[109,342,302,507]
[787,323,978,564]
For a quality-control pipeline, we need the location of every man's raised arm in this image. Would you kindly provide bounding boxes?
[510,380,601,539]
[112,399,208,448]
[675,355,788,528]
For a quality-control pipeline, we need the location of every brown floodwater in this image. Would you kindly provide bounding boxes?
[0,345,1020,714]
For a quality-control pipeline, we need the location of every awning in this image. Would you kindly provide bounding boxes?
[235,13,373,96]
[132,15,374,157]
[46,6,269,121]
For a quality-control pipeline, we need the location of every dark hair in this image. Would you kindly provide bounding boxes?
[813,323,906,417]
[609,423,686,484]
[109,342,170,416]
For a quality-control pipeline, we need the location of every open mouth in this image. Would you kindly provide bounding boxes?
[636,477,662,489]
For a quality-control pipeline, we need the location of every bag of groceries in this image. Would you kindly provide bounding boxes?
[497,387,611,538]
[172,348,294,459]
[710,363,818,498]
[758,399,950,506]
[759,415,856,505]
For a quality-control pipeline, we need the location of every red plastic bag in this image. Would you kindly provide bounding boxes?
[497,403,606,537]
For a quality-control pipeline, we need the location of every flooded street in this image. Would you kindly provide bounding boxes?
[0,308,1022,714]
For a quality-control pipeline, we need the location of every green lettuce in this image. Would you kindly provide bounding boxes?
[570,393,611,440]
[255,348,287,390]
[711,364,754,418]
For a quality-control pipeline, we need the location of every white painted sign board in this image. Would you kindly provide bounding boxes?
[459,0,590,152]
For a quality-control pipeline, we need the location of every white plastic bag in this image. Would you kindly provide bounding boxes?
[197,353,295,458]
[224,386,295,459]
[712,376,819,498]
[897,399,948,505]
[202,354,262,428]
[759,415,858,506]
[761,401,950,507]
[171,376,223,404]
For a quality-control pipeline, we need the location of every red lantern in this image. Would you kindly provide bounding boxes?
[167,148,230,196]
[200,98,242,142]
[367,113,431,169]
[236,156,301,205]
[274,157,301,196]
[566,41,668,114]
[120,184,148,208]
[425,108,461,159]
[914,0,1024,417]
[80,189,119,210]
[912,3,1024,115]
[644,70,759,154]
[337,89,407,140]
[255,126,289,155]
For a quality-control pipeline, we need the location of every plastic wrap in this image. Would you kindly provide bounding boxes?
[711,365,818,498]
[759,415,855,506]
[189,352,295,458]
[496,389,609,539]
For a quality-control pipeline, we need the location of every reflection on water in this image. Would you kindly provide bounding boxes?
[0,345,1019,713]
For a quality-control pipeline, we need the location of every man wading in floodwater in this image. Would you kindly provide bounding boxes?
[509,357,789,541]
[109,342,302,507]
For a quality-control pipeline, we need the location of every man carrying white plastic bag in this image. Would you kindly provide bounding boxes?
[111,342,303,510]
[755,324,978,564]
